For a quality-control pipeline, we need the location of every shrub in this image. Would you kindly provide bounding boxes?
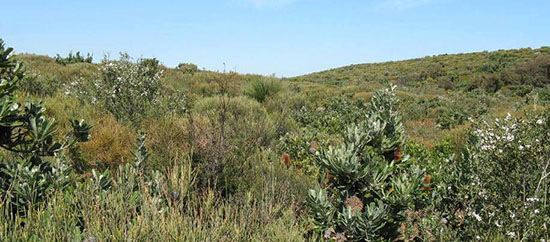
[306,85,427,241]
[294,95,368,135]
[65,54,162,124]
[189,95,276,191]
[0,40,91,214]
[436,113,550,240]
[79,115,134,167]
[508,84,534,97]
[244,78,281,103]
[177,62,199,74]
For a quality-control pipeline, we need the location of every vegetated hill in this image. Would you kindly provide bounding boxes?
[295,46,550,92]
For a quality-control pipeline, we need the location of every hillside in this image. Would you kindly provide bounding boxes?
[295,47,550,92]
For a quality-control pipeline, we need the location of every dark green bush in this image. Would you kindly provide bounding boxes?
[55,51,92,65]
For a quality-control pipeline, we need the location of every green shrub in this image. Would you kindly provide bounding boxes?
[66,54,162,124]
[189,95,277,192]
[294,95,368,135]
[508,84,534,97]
[244,78,281,103]
[436,113,550,240]
[177,62,199,74]
[306,85,428,241]
[55,51,92,65]
[0,40,91,215]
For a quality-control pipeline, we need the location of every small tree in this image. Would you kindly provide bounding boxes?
[0,39,91,215]
[306,85,426,241]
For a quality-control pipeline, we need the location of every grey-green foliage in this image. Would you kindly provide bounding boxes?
[66,54,162,124]
[306,85,425,241]
[98,55,162,123]
[133,131,148,168]
[0,39,91,215]
[438,113,550,240]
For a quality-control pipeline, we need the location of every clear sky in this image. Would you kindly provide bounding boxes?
[1,0,549,77]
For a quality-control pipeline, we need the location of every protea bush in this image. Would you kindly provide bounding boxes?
[0,39,91,215]
[306,85,427,241]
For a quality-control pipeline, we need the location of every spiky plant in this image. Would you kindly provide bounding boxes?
[244,78,281,103]
[306,85,426,241]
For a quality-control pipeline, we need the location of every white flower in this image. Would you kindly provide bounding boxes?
[535,209,540,214]
[472,211,482,222]
[519,145,524,150]
[507,232,516,238]
[537,119,544,125]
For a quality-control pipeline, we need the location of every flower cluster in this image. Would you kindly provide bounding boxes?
[459,112,550,240]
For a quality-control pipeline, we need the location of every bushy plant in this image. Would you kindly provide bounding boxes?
[306,85,428,241]
[0,40,91,214]
[295,95,368,135]
[244,78,281,103]
[65,54,162,124]
[436,112,550,240]
[177,62,199,74]
[189,95,277,192]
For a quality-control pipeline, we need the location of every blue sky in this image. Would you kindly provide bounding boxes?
[1,0,549,77]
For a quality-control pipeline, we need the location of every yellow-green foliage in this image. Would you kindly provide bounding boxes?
[79,115,134,166]
[0,158,311,241]
[192,96,276,147]
[142,115,190,163]
[298,47,550,87]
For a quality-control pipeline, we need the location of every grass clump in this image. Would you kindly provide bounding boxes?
[244,78,282,103]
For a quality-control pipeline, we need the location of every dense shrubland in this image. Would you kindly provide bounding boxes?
[2,39,550,240]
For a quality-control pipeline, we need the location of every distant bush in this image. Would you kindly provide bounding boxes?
[177,62,199,74]
[55,51,92,65]
[295,95,367,135]
[244,78,281,103]
[508,84,534,97]
[65,54,163,124]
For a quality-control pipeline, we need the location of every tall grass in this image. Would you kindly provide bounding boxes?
[0,157,311,241]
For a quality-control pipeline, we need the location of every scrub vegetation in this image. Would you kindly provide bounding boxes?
[2,39,550,241]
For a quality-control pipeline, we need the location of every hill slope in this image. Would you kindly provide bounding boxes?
[295,47,550,92]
